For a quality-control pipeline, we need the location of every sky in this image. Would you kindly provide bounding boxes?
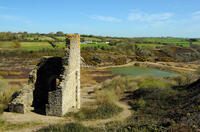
[0,0,200,38]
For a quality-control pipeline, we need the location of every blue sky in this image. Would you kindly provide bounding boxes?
[0,0,200,37]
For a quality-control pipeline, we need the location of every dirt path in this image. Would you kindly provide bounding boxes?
[2,85,132,132]
[1,111,70,132]
[80,85,132,127]
[82,101,132,127]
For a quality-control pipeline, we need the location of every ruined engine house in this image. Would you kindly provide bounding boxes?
[8,34,81,116]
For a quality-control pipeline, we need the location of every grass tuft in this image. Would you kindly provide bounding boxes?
[74,103,122,120]
[38,123,92,132]
[0,120,40,131]
[0,77,20,114]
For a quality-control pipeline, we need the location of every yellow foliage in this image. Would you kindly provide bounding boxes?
[65,34,73,38]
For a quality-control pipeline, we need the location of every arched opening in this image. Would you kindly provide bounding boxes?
[32,57,64,114]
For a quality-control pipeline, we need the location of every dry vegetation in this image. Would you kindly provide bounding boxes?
[0,77,21,112]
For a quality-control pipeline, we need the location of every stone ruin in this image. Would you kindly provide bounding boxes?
[8,34,81,116]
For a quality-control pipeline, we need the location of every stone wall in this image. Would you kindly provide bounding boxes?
[8,84,34,113]
[61,34,81,115]
[8,34,81,116]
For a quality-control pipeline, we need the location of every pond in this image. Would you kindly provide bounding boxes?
[109,66,178,78]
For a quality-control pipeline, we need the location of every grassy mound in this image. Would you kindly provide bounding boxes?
[73,103,122,120]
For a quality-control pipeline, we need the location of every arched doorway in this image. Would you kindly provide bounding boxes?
[32,57,64,114]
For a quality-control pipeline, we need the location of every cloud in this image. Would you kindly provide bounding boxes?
[192,11,200,19]
[0,15,19,21]
[90,15,122,22]
[193,11,200,15]
[128,11,173,22]
[0,6,17,10]
[0,15,31,24]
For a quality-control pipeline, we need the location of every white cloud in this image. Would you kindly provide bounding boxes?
[0,6,17,10]
[192,11,200,19]
[90,15,122,22]
[193,11,200,15]
[0,15,19,21]
[0,15,31,24]
[128,11,173,22]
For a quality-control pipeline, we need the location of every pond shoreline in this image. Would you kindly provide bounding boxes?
[92,61,197,75]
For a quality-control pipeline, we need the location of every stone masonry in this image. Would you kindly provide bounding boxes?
[8,34,81,116]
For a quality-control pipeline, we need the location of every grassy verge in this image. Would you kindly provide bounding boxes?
[37,123,101,132]
[0,120,40,131]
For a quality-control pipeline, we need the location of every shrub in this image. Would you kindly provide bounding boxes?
[0,104,5,114]
[184,71,197,85]
[12,41,21,48]
[113,57,127,65]
[137,98,146,108]
[172,75,186,86]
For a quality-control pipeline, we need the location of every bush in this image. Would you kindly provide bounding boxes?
[184,71,197,85]
[172,75,186,86]
[0,104,5,114]
[12,41,21,48]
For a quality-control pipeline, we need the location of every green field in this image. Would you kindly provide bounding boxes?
[82,37,102,42]
[81,43,109,48]
[24,36,54,41]
[1,37,200,52]
[0,41,110,51]
[20,42,54,51]
[138,37,200,47]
